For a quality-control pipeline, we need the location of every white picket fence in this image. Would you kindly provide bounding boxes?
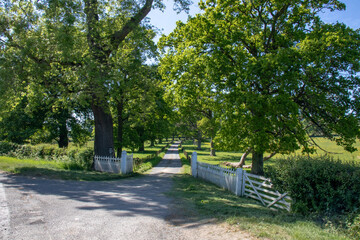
[191,152,291,211]
[94,150,133,174]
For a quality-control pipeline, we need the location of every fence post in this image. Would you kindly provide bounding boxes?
[121,150,127,174]
[235,168,244,196]
[242,169,246,196]
[191,152,198,177]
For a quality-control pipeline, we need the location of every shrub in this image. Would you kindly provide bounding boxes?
[61,148,94,171]
[74,148,94,170]
[0,141,18,155]
[348,212,360,239]
[11,144,32,158]
[0,141,94,170]
[265,155,360,216]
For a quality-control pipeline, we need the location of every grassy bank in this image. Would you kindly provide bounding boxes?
[170,154,351,239]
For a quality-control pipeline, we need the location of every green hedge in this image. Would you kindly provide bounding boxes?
[265,156,360,216]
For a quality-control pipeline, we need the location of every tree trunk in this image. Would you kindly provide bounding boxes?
[139,141,145,152]
[150,138,155,147]
[238,147,252,167]
[116,99,124,158]
[92,102,115,157]
[172,134,175,141]
[197,131,202,150]
[58,118,68,148]
[251,151,264,175]
[210,137,216,156]
[158,138,163,144]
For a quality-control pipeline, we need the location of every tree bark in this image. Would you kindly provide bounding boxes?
[138,127,145,152]
[92,102,115,157]
[150,138,155,147]
[58,118,69,148]
[197,131,202,150]
[158,138,163,144]
[251,151,264,175]
[139,141,145,152]
[210,137,216,156]
[238,147,252,167]
[116,99,124,157]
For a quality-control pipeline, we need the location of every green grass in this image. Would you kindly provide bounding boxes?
[128,142,171,159]
[134,152,166,173]
[181,138,360,166]
[0,141,171,180]
[169,156,352,239]
[0,156,131,181]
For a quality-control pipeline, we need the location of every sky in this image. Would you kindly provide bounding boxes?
[147,0,360,43]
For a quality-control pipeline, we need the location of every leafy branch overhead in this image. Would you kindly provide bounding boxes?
[0,0,191,154]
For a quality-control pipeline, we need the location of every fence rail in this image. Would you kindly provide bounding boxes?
[94,151,133,174]
[243,173,291,211]
[191,152,291,211]
[197,162,237,193]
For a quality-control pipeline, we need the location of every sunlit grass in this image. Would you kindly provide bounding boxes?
[169,157,351,240]
[0,156,130,181]
[181,138,360,166]
[0,140,172,180]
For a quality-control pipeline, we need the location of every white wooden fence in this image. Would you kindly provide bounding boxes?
[191,152,291,211]
[94,150,133,174]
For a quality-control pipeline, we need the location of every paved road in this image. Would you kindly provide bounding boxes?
[0,143,251,240]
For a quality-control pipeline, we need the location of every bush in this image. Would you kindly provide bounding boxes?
[348,212,360,239]
[265,156,360,216]
[53,149,94,171]
[0,141,94,171]
[74,148,94,170]
[0,141,18,155]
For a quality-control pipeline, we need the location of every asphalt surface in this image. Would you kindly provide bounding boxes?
[0,143,251,240]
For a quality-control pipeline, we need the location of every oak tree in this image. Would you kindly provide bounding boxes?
[160,0,360,175]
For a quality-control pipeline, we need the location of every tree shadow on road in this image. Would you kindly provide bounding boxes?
[2,171,177,220]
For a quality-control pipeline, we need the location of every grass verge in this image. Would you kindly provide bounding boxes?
[0,144,169,180]
[0,156,131,181]
[169,155,351,240]
[134,152,166,173]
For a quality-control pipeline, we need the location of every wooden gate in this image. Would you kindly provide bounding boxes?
[243,172,291,211]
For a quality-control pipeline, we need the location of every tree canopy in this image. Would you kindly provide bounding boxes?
[160,0,360,175]
[1,0,187,155]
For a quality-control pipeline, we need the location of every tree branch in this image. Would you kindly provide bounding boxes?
[111,0,154,50]
[266,4,289,51]
[306,131,341,154]
[224,147,252,168]
[263,151,277,161]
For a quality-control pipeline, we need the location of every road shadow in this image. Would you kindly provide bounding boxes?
[0,143,206,227]
[1,142,230,232]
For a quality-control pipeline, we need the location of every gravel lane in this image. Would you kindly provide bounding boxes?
[0,143,252,240]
